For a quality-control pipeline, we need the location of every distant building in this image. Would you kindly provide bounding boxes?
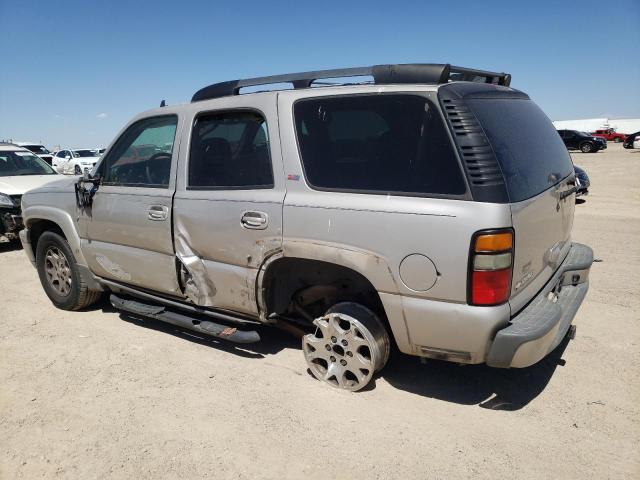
[553,118,640,135]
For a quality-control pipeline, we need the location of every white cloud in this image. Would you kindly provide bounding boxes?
[97,113,108,119]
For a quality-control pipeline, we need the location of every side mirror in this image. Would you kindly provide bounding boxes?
[65,155,71,160]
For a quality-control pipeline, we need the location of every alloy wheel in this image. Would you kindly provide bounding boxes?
[303,312,385,391]
[44,246,72,296]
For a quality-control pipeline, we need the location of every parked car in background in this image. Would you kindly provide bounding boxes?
[15,142,54,165]
[19,63,593,392]
[557,129,606,153]
[0,144,60,241]
[51,148,101,174]
[623,131,639,149]
[573,165,590,197]
[591,128,627,143]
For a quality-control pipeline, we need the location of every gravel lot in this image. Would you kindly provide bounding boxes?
[1,144,638,479]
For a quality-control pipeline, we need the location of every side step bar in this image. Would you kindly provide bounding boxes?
[110,294,261,344]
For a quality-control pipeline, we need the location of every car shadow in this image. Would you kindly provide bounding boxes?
[379,336,571,410]
[0,240,22,253]
[93,297,299,359]
[93,295,569,409]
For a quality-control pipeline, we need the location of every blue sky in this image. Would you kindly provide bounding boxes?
[1,0,638,148]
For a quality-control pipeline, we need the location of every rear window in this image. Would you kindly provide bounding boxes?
[294,94,466,197]
[466,98,573,202]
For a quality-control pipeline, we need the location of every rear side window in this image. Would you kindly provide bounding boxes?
[294,95,466,196]
[188,111,273,189]
[466,98,573,202]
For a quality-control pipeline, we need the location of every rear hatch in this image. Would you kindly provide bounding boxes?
[441,85,575,314]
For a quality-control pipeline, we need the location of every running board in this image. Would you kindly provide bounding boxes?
[110,294,261,344]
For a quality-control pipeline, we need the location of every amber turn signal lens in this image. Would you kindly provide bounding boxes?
[474,232,513,252]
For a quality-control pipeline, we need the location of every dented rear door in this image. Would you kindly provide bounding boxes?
[172,94,284,316]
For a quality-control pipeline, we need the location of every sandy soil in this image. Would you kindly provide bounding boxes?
[1,144,639,479]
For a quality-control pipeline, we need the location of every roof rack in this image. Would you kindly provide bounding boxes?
[191,63,511,102]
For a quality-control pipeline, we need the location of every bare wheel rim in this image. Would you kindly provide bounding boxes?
[302,312,384,391]
[44,246,72,296]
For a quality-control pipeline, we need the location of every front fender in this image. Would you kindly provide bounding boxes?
[23,204,88,266]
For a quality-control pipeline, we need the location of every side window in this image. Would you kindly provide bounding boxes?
[188,111,273,189]
[102,115,177,187]
[294,95,466,196]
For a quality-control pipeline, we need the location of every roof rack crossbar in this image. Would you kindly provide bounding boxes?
[191,63,510,102]
[450,65,511,86]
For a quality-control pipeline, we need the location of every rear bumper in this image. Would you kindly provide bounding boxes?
[486,242,593,368]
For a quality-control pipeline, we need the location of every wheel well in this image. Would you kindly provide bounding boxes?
[261,257,387,326]
[29,220,65,258]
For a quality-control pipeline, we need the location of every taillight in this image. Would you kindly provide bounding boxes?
[468,229,514,306]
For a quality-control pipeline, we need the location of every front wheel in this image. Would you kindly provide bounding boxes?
[580,142,593,153]
[302,302,390,391]
[36,231,101,310]
[614,137,622,143]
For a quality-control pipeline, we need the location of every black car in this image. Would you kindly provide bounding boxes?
[574,165,590,197]
[557,129,606,153]
[623,131,639,149]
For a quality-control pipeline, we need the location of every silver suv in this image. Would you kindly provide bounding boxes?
[19,64,593,391]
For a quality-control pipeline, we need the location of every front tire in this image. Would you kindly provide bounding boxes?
[614,137,622,143]
[580,142,593,153]
[36,231,101,310]
[302,302,390,391]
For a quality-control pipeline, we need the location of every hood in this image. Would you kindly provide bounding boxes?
[0,175,63,196]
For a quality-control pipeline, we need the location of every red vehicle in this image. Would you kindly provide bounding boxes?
[591,128,627,143]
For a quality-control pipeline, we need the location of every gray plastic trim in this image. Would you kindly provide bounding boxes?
[487,243,593,368]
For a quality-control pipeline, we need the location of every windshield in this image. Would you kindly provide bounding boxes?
[0,150,57,177]
[466,98,574,202]
[24,145,50,155]
[73,149,97,157]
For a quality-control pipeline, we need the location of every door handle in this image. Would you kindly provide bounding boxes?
[148,205,169,221]
[241,211,268,230]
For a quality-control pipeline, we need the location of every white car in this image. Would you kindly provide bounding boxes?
[14,142,54,165]
[0,144,60,241]
[52,148,101,175]
[634,138,640,149]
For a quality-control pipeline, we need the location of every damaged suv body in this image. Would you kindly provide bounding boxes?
[20,64,593,391]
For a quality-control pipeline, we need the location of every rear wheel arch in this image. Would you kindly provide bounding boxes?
[258,256,390,330]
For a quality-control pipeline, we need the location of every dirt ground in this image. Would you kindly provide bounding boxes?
[1,143,639,479]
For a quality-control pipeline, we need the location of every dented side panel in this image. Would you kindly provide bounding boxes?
[172,93,285,315]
